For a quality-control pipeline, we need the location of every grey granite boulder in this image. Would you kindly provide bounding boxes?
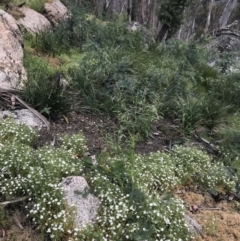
[44,0,68,26]
[17,7,51,33]
[0,109,47,130]
[0,10,26,90]
[61,176,100,229]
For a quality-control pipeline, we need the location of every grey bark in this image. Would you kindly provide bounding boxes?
[205,0,214,33]
[219,0,237,27]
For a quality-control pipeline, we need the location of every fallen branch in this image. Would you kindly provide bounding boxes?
[13,216,24,230]
[199,207,222,210]
[215,30,240,38]
[12,95,50,133]
[193,132,220,155]
[0,90,50,132]
[0,196,30,207]
[0,87,21,94]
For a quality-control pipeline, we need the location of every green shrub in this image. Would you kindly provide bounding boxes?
[27,0,46,13]
[0,120,236,240]
[215,112,240,171]
[171,146,236,190]
[176,94,230,134]
[176,96,204,134]
[22,53,70,117]
[78,144,236,240]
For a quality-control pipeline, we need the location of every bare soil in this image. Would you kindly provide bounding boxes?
[37,112,181,155]
[177,190,240,241]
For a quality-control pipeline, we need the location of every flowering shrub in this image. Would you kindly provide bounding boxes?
[59,133,88,158]
[0,119,36,146]
[0,120,237,240]
[78,145,236,240]
[172,146,237,190]
[0,120,86,240]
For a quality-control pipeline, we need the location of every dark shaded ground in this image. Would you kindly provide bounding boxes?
[37,111,181,155]
[38,111,118,154]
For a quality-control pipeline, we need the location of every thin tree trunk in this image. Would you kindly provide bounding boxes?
[204,0,214,33]
[131,0,139,21]
[219,0,237,28]
[157,24,168,42]
[152,0,156,29]
[141,0,145,23]
[103,0,111,16]
[128,0,132,22]
[120,0,127,14]
[177,27,182,39]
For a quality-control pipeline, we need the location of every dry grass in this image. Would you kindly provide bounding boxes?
[5,4,25,20]
[178,191,240,241]
[1,210,42,241]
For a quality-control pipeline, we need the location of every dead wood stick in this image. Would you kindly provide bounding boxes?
[12,95,50,133]
[0,87,21,94]
[229,192,240,200]
[215,30,240,38]
[199,207,222,210]
[0,96,11,103]
[193,132,220,154]
[0,196,30,207]
[13,216,24,230]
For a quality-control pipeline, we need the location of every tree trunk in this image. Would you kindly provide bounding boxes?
[156,24,168,42]
[120,0,127,14]
[127,0,132,22]
[103,0,111,17]
[219,0,237,28]
[204,0,214,33]
[131,0,139,21]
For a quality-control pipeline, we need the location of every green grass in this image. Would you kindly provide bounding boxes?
[22,52,70,118]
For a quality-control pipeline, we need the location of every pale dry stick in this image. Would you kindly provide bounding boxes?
[12,95,50,133]
[13,216,24,230]
[199,207,222,210]
[0,196,30,207]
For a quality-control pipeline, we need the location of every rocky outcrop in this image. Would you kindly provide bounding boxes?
[210,34,240,53]
[17,7,51,33]
[44,0,68,26]
[0,0,69,91]
[0,10,26,90]
[61,176,100,229]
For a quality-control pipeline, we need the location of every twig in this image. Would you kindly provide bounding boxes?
[0,196,30,207]
[13,216,24,230]
[199,207,222,210]
[0,87,21,94]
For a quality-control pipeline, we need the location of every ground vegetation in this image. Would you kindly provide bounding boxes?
[1,1,240,241]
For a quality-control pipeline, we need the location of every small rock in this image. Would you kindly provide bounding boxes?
[61,176,100,229]
[185,214,202,236]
